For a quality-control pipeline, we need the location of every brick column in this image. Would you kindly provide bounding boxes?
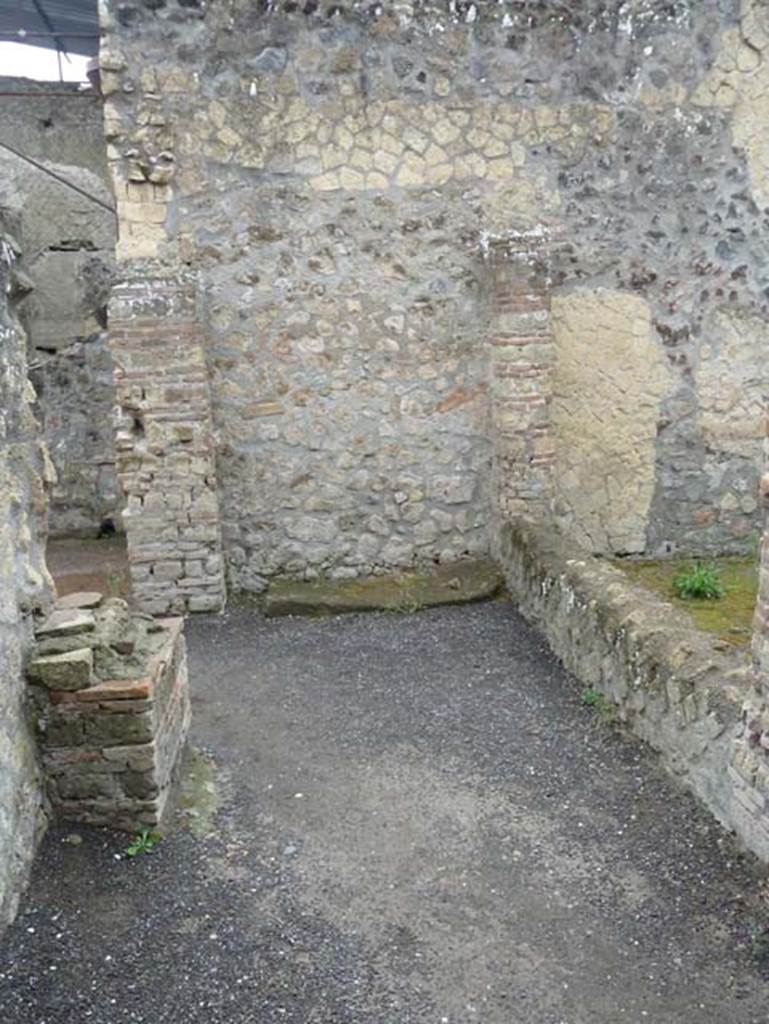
[484,231,555,520]
[109,276,226,615]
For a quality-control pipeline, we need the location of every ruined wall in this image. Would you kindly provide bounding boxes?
[0,79,119,535]
[0,222,52,928]
[31,337,122,535]
[101,0,769,588]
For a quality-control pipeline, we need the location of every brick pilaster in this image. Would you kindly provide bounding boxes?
[109,275,226,615]
[484,231,555,519]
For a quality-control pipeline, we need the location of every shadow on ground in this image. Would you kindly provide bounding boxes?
[2,602,769,1023]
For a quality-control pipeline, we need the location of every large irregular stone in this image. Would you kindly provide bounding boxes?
[27,649,93,691]
[36,609,95,639]
[54,591,104,611]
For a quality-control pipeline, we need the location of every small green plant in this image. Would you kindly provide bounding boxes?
[580,688,616,724]
[124,828,161,858]
[672,561,726,601]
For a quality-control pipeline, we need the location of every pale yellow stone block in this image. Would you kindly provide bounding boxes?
[425,163,452,185]
[350,149,373,171]
[117,230,158,261]
[509,142,526,167]
[335,126,354,150]
[338,167,365,189]
[310,172,341,191]
[448,110,471,127]
[366,172,389,190]
[218,126,241,147]
[208,101,227,129]
[402,127,428,154]
[118,200,167,225]
[374,150,399,174]
[396,153,428,187]
[125,182,155,202]
[433,119,461,146]
[100,71,122,97]
[285,121,309,144]
[240,145,265,169]
[322,147,347,171]
[424,142,448,167]
[467,128,490,149]
[455,153,487,178]
[486,158,515,181]
[483,136,509,158]
[161,67,192,93]
[379,133,404,158]
[296,142,320,160]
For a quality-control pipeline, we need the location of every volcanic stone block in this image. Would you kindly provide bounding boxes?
[36,609,96,639]
[27,648,93,691]
[55,591,104,611]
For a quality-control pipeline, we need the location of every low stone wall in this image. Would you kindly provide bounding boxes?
[495,519,769,861]
[27,595,190,831]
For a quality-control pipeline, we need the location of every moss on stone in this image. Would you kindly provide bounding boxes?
[261,559,504,617]
[615,556,758,647]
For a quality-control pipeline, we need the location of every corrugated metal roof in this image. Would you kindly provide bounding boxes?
[0,0,99,57]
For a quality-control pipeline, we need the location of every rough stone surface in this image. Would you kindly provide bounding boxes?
[36,608,95,638]
[0,78,120,535]
[551,289,670,554]
[495,518,769,861]
[98,0,769,591]
[55,591,104,610]
[3,603,769,1021]
[27,648,93,691]
[27,609,190,831]
[32,335,123,536]
[0,219,52,928]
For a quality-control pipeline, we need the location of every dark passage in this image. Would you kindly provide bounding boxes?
[1,602,768,1023]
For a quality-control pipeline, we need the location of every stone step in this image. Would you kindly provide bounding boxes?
[263,558,504,618]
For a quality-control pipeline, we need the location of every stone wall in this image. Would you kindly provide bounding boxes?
[0,78,119,535]
[0,220,52,928]
[30,336,122,535]
[100,0,769,596]
[495,519,769,861]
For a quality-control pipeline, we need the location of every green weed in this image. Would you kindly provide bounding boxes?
[580,688,616,724]
[672,561,726,601]
[124,828,161,858]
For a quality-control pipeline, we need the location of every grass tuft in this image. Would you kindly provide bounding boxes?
[672,561,726,601]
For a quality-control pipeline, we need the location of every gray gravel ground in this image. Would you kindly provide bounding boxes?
[2,601,769,1024]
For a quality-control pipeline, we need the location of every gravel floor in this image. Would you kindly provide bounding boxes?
[2,601,769,1023]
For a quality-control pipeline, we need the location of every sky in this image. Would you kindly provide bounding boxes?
[0,41,89,82]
